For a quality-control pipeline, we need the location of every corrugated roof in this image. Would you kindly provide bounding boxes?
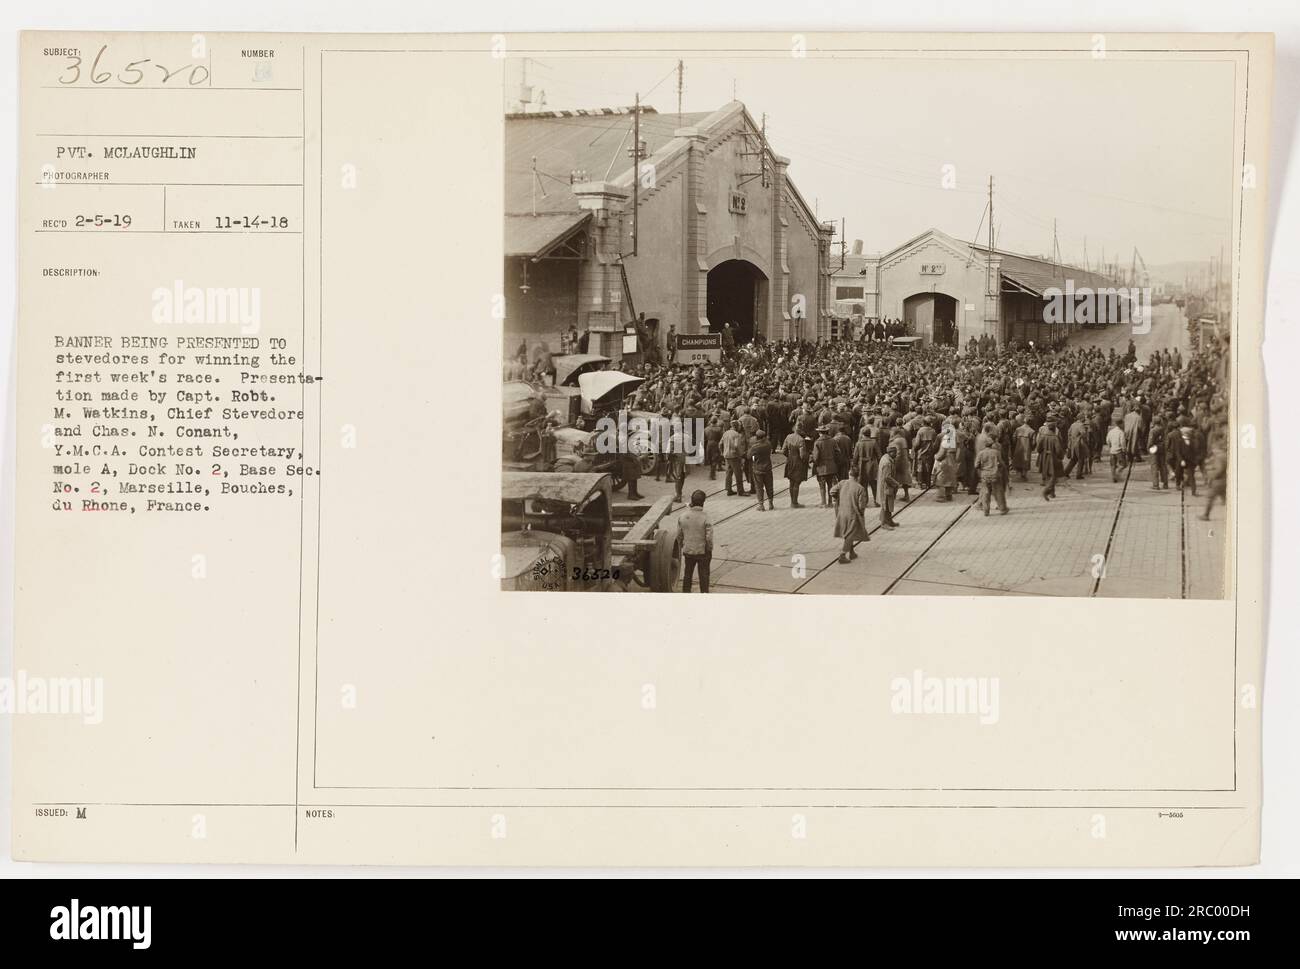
[504,211,591,258]
[976,245,1121,296]
[505,108,713,216]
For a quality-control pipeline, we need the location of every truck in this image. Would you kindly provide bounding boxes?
[500,471,681,593]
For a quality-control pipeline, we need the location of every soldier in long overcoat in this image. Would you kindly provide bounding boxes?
[830,467,870,564]
[852,429,881,507]
[933,444,959,501]
[782,429,808,509]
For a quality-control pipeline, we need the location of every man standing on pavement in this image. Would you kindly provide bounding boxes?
[620,440,644,500]
[933,444,959,502]
[1170,422,1202,496]
[721,419,748,497]
[796,400,819,451]
[956,418,978,495]
[1123,405,1145,463]
[737,405,760,495]
[912,418,938,489]
[1036,418,1064,500]
[676,489,713,593]
[1063,414,1089,480]
[1106,417,1127,483]
[830,466,871,564]
[852,428,881,507]
[748,429,776,512]
[812,426,838,508]
[666,420,689,504]
[1011,414,1035,482]
[782,426,808,508]
[890,423,914,502]
[1147,417,1168,490]
[703,416,723,481]
[975,437,1008,516]
[878,443,902,529]
[833,423,853,482]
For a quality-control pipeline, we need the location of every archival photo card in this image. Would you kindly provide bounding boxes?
[11,30,1270,866]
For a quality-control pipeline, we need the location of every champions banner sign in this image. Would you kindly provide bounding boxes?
[675,333,723,365]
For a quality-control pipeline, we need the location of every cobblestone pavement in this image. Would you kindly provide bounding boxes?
[655,446,1225,599]
[1065,301,1190,358]
[639,305,1224,598]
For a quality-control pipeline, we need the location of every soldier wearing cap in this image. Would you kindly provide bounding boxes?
[877,442,902,528]
[748,429,775,512]
[1170,422,1202,495]
[1036,417,1064,500]
[783,424,809,509]
[830,466,871,563]
[812,425,838,508]
[975,435,1008,516]
[721,418,748,497]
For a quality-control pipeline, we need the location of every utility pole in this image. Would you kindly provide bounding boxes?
[631,93,642,256]
[676,59,684,124]
[988,176,995,254]
[987,175,995,343]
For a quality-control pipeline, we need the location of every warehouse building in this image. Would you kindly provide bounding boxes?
[504,102,835,360]
[839,228,1128,347]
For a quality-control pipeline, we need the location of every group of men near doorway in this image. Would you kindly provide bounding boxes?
[855,318,909,343]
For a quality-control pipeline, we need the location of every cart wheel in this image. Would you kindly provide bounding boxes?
[649,529,681,593]
[637,452,657,476]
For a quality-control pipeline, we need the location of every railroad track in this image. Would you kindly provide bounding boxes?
[686,470,945,595]
[788,484,943,595]
[764,451,1192,598]
[1091,459,1135,597]
[880,493,980,596]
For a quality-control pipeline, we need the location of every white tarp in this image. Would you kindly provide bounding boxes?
[577,371,643,413]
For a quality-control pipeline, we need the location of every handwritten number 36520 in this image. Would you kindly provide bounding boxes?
[59,45,211,86]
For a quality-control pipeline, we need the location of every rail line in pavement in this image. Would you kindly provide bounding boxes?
[786,485,940,595]
[880,494,980,596]
[1091,459,1136,597]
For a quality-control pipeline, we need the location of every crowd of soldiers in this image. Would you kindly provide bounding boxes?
[616,330,1230,563]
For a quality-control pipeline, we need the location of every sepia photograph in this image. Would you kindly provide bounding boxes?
[500,53,1234,597]
[2,10,1287,898]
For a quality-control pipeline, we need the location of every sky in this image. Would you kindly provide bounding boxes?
[506,53,1237,270]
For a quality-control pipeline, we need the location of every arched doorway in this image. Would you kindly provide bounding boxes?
[903,292,959,347]
[707,260,768,344]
